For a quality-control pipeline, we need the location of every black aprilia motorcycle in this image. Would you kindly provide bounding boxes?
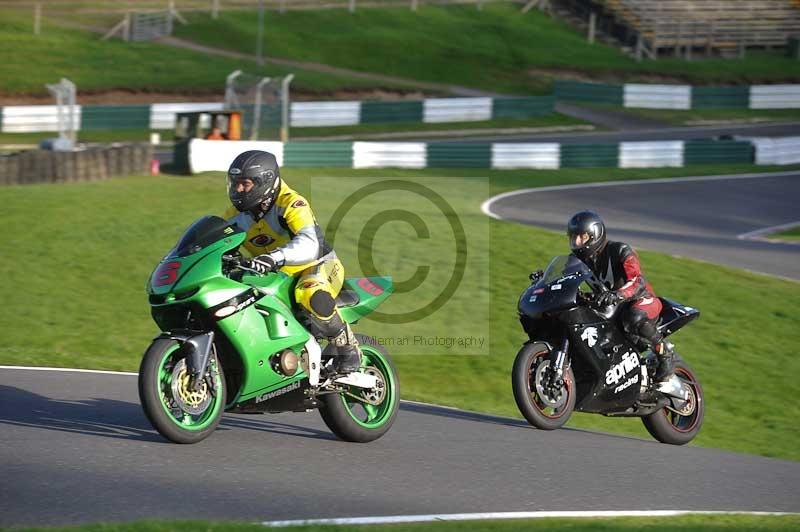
[512,255,704,445]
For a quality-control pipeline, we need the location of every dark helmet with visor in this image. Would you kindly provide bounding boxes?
[567,210,607,261]
[227,150,281,214]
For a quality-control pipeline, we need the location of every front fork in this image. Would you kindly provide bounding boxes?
[547,338,570,390]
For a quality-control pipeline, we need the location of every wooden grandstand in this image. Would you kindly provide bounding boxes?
[560,0,800,59]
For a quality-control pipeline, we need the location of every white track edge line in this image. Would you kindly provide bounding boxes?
[262,510,798,527]
[737,220,800,240]
[0,365,137,376]
[480,170,800,221]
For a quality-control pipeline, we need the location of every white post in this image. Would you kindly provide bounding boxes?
[281,74,294,143]
[411,0,418,11]
[224,70,242,108]
[212,0,220,19]
[588,12,596,44]
[280,0,287,13]
[34,3,41,35]
[123,12,131,41]
[349,0,356,13]
[251,77,270,141]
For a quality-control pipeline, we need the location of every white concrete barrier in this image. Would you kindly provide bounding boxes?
[188,139,284,174]
[150,102,224,130]
[619,141,684,168]
[749,136,800,165]
[1,105,83,133]
[491,143,560,169]
[352,142,426,169]
[290,101,361,127]
[623,84,691,110]
[749,85,800,109]
[423,97,492,123]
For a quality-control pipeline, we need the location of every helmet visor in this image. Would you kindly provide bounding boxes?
[569,231,592,251]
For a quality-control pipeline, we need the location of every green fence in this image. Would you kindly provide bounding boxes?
[684,139,754,164]
[554,80,624,106]
[691,87,750,109]
[361,101,424,124]
[81,105,151,130]
[426,143,492,168]
[492,96,555,119]
[560,143,619,167]
[283,141,354,167]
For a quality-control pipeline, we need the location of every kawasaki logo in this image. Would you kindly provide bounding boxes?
[605,351,640,386]
[255,381,301,403]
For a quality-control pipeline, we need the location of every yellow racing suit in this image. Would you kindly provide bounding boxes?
[224,181,344,323]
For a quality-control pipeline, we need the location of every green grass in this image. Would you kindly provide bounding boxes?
[767,225,800,241]
[601,106,800,126]
[10,515,800,532]
[175,5,800,95]
[0,129,172,146]
[1,165,799,461]
[0,13,406,98]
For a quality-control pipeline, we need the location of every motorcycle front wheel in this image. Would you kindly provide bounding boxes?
[138,338,226,444]
[319,334,399,443]
[642,356,704,445]
[512,341,576,430]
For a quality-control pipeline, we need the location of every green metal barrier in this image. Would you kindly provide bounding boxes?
[426,143,491,167]
[492,96,555,119]
[360,101,424,124]
[560,143,619,167]
[683,139,754,164]
[284,141,354,167]
[691,87,750,109]
[554,80,624,105]
[81,105,150,130]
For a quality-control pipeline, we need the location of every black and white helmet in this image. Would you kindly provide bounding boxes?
[567,210,607,261]
[227,150,281,215]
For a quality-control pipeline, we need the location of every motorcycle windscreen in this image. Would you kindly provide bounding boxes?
[519,255,588,318]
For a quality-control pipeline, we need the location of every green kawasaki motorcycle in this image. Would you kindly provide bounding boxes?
[139,215,399,444]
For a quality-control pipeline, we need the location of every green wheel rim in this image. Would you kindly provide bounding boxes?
[340,345,397,429]
[158,344,223,431]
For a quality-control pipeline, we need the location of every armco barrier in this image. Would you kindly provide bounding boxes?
[352,142,427,169]
[0,143,152,186]
[749,85,800,109]
[82,105,151,130]
[185,136,797,172]
[623,85,691,110]
[423,97,493,123]
[619,141,683,168]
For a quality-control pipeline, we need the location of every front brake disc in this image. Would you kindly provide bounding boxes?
[533,360,567,409]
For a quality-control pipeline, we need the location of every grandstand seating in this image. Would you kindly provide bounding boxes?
[586,0,800,58]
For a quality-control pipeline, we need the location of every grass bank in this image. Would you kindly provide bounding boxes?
[1,165,798,460]
[176,5,800,95]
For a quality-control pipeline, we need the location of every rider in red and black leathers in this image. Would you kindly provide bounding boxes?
[567,211,674,381]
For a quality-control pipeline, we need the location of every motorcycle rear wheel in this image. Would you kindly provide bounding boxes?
[642,356,704,445]
[319,334,399,443]
[512,341,576,430]
[138,338,226,444]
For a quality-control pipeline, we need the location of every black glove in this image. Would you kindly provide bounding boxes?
[244,254,279,275]
[529,270,544,283]
[596,290,623,307]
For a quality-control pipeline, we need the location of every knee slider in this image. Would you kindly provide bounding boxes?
[309,291,336,319]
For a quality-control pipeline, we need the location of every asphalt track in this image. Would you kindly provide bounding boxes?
[2,368,800,528]
[483,171,800,280]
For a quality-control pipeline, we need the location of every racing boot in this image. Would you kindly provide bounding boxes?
[653,340,675,382]
[330,322,361,374]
